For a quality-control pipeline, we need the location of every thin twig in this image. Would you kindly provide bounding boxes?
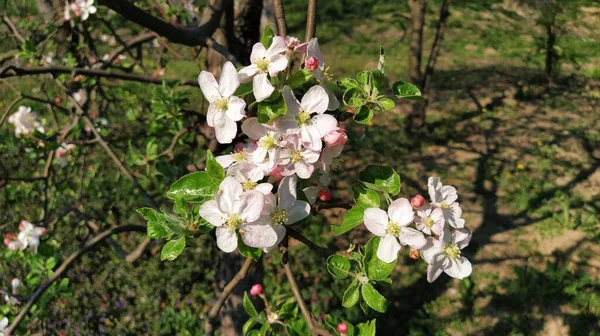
[4,225,147,335]
[305,0,317,41]
[2,15,25,43]
[273,0,287,37]
[286,226,332,257]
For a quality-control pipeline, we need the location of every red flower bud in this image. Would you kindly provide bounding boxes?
[318,188,332,201]
[305,56,319,71]
[409,249,420,260]
[410,194,425,208]
[54,97,61,105]
[249,283,263,296]
[323,128,348,147]
[337,322,348,334]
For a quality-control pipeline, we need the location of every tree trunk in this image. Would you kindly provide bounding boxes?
[544,22,556,83]
[407,0,426,131]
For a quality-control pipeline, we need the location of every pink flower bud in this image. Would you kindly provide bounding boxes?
[250,284,263,296]
[305,56,319,71]
[409,249,420,260]
[40,227,47,235]
[234,142,245,152]
[318,188,332,202]
[337,322,348,334]
[323,128,348,147]
[410,194,425,208]
[54,97,61,106]
[269,165,284,180]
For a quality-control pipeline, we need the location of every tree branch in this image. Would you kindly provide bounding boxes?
[4,225,147,336]
[421,0,450,91]
[2,15,25,44]
[286,226,332,257]
[305,0,317,41]
[273,0,287,38]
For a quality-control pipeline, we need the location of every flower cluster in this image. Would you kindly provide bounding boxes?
[363,177,472,282]
[8,106,44,138]
[197,36,347,253]
[3,220,46,251]
[64,0,97,21]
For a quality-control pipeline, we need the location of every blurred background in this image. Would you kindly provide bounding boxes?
[1,0,599,335]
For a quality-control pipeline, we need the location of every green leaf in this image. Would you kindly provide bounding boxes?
[361,283,387,313]
[243,291,259,318]
[247,330,260,336]
[160,236,186,261]
[332,206,365,235]
[167,171,219,201]
[343,87,366,108]
[392,80,425,100]
[260,24,275,48]
[359,165,401,196]
[238,237,262,262]
[205,150,225,181]
[378,97,395,111]
[286,318,310,336]
[257,97,287,123]
[234,82,253,97]
[356,319,377,336]
[353,105,373,124]
[286,69,313,89]
[337,77,359,91]
[342,279,361,308]
[243,317,259,335]
[364,237,396,280]
[137,208,172,239]
[327,255,351,279]
[352,184,380,208]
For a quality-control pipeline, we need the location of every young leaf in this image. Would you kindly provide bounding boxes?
[352,184,381,208]
[342,279,361,308]
[167,171,219,201]
[392,80,425,100]
[286,69,313,89]
[257,97,287,123]
[361,283,387,313]
[359,165,401,196]
[327,255,351,279]
[234,82,253,97]
[332,206,365,235]
[356,319,377,336]
[205,150,225,181]
[337,77,359,91]
[364,237,396,281]
[243,317,259,335]
[137,208,172,239]
[243,291,259,318]
[353,105,373,125]
[378,97,395,111]
[343,87,366,108]
[238,236,262,262]
[260,24,275,48]
[160,236,186,261]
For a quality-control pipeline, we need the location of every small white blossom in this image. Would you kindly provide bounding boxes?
[8,106,44,137]
[17,220,46,250]
[428,177,465,228]
[414,205,444,236]
[238,37,288,102]
[306,38,339,111]
[421,227,472,282]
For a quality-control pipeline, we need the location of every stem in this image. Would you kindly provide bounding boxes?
[273,0,287,38]
[305,0,317,41]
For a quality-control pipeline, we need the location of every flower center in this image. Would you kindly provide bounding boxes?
[424,217,434,228]
[214,98,229,111]
[259,134,277,150]
[225,214,243,231]
[271,207,288,225]
[290,150,303,163]
[443,245,460,259]
[255,58,270,73]
[386,221,401,236]
[233,151,245,162]
[295,110,311,126]
[440,200,449,209]
[242,179,257,191]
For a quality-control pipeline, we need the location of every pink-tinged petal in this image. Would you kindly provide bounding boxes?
[307,38,324,71]
[377,235,401,263]
[420,237,443,264]
[241,220,279,248]
[217,176,243,214]
[206,103,217,127]
[262,223,287,253]
[262,193,277,214]
[321,145,343,171]
[255,183,273,195]
[398,227,426,249]
[303,186,319,204]
[294,41,308,53]
[312,114,338,137]
[216,227,238,253]
[242,117,267,140]
[198,71,221,102]
[444,257,472,279]
[427,263,445,283]
[252,146,268,162]
[286,200,310,224]
[216,154,236,168]
[226,96,246,122]
[446,202,465,228]
[219,61,240,97]
[268,54,289,77]
[428,176,442,203]
[229,161,264,182]
[214,113,237,144]
[294,160,314,179]
[454,228,472,249]
[300,85,329,114]
[274,115,299,134]
[301,148,320,164]
[250,42,268,63]
[236,190,265,223]
[253,73,275,102]
[199,200,224,226]
[324,84,340,111]
[282,85,301,115]
[278,175,298,209]
[440,185,458,205]
[238,65,258,82]
[387,198,414,226]
[300,125,322,151]
[267,36,288,56]
[363,208,388,236]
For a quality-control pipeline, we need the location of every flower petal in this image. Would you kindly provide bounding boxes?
[282,85,301,115]
[226,96,246,122]
[217,176,243,214]
[300,85,329,114]
[238,65,258,83]
[387,198,414,226]
[312,114,338,137]
[236,190,265,223]
[241,220,279,248]
[241,117,267,140]
[219,61,240,97]
[286,200,310,224]
[213,113,238,144]
[420,237,443,264]
[444,257,472,279]
[324,84,340,111]
[267,36,288,56]
[294,160,314,179]
[199,200,224,226]
[363,208,388,236]
[250,42,268,63]
[377,235,401,263]
[398,227,427,249]
[427,263,445,283]
[253,73,275,102]
[428,176,443,203]
[307,38,324,71]
[268,54,289,77]
[278,175,298,209]
[198,71,220,102]
[216,227,238,253]
[454,228,472,249]
[300,125,322,151]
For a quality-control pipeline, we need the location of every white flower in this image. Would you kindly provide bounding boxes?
[238,36,288,102]
[8,106,44,137]
[280,136,320,179]
[73,89,87,104]
[76,0,97,21]
[199,61,246,144]
[421,227,472,282]
[11,278,20,296]
[275,85,337,151]
[56,143,76,167]
[241,117,290,166]
[414,205,444,236]
[427,177,465,228]
[306,38,339,111]
[0,317,8,334]
[363,198,427,263]
[17,220,46,250]
[198,177,277,252]
[227,161,273,195]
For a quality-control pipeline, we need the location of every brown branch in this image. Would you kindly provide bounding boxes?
[0,65,199,87]
[273,0,287,38]
[286,226,332,257]
[421,0,450,92]
[157,127,188,160]
[3,225,147,336]
[305,0,317,41]
[100,25,155,71]
[2,15,25,44]
[0,97,22,128]
[204,257,254,335]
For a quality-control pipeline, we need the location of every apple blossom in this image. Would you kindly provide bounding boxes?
[198,177,277,252]
[227,161,273,195]
[421,227,472,282]
[17,220,46,250]
[11,278,20,296]
[363,198,427,263]
[427,177,465,228]
[280,136,320,179]
[215,144,256,171]
[238,36,288,102]
[77,0,97,21]
[410,194,425,208]
[249,283,263,296]
[3,233,22,251]
[306,38,340,111]
[323,128,348,147]
[56,143,76,167]
[284,36,308,53]
[414,205,444,236]
[199,61,246,144]
[241,117,290,166]
[8,106,45,137]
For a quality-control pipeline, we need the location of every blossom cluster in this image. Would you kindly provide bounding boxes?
[363,177,472,282]
[64,0,97,22]
[8,106,44,138]
[198,36,346,253]
[3,220,46,251]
